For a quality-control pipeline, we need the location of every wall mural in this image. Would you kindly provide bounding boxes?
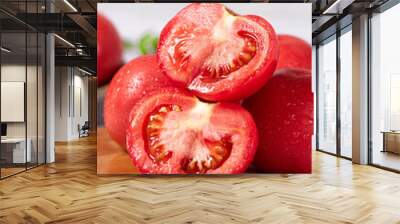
[97,3,313,174]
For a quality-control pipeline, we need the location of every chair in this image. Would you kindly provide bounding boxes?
[78,121,90,138]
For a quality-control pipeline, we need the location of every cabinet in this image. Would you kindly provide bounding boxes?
[382,132,400,154]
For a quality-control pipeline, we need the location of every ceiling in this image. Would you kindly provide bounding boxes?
[0,0,98,73]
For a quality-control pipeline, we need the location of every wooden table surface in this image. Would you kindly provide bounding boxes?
[96,127,260,174]
[97,127,139,174]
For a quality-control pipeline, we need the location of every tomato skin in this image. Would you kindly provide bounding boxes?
[104,55,175,147]
[157,3,278,102]
[126,88,258,174]
[276,34,311,71]
[97,13,123,86]
[244,69,313,173]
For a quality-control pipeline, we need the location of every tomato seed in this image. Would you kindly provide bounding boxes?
[145,104,182,164]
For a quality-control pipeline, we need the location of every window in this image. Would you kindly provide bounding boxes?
[339,28,352,158]
[370,2,400,171]
[0,1,46,179]
[317,36,337,154]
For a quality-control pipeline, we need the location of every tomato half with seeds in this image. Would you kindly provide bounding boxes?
[126,88,258,174]
[157,3,278,102]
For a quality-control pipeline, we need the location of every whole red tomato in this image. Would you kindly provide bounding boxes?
[244,69,313,173]
[104,55,175,147]
[276,34,311,71]
[157,3,278,102]
[98,13,123,86]
[126,88,258,174]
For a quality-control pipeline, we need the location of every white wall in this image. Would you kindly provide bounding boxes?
[55,66,69,141]
[54,67,89,141]
[1,65,36,138]
[1,65,25,138]
[71,73,89,138]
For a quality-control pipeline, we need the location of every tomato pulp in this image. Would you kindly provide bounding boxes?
[126,88,258,174]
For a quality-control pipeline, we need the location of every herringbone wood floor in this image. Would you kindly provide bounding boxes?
[1,135,400,224]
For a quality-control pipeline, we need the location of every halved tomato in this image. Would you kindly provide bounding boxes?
[104,55,175,147]
[157,3,278,102]
[126,88,258,174]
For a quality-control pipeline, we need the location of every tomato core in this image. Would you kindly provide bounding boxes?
[143,101,234,173]
[198,31,257,82]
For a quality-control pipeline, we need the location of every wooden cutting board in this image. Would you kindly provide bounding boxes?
[97,127,258,174]
[97,127,139,174]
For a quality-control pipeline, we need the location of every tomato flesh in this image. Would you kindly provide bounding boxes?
[157,3,278,101]
[126,88,258,174]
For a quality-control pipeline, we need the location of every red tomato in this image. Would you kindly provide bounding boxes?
[126,88,258,174]
[157,3,278,102]
[276,34,311,71]
[104,55,175,147]
[244,69,313,173]
[98,13,123,86]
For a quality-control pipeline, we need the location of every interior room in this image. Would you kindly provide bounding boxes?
[0,0,96,179]
[314,0,400,171]
[0,11,46,178]
[0,0,399,223]
[54,66,94,142]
